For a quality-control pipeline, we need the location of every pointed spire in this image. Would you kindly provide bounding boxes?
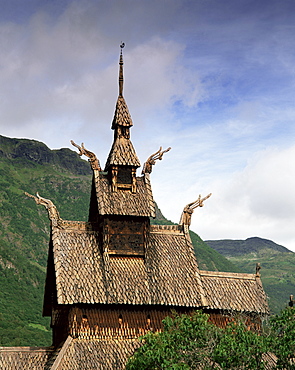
[105,43,140,172]
[119,42,125,96]
[111,43,133,130]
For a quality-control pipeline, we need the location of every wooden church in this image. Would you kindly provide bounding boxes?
[0,47,269,369]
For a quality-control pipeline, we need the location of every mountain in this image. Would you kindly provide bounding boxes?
[206,237,295,314]
[205,237,290,257]
[0,135,91,175]
[0,135,237,346]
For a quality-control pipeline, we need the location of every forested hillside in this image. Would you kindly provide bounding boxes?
[0,135,237,346]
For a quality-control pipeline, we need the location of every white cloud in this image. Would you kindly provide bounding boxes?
[0,8,199,150]
[190,145,295,252]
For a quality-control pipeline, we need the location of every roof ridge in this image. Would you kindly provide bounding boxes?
[200,270,257,280]
[150,224,184,235]
[50,336,73,370]
[150,224,182,230]
[0,347,54,352]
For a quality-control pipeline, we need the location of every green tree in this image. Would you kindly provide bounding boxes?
[126,311,219,370]
[270,307,295,369]
[213,320,267,369]
[126,311,269,370]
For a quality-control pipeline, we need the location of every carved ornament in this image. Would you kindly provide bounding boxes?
[142,146,171,175]
[71,140,101,171]
[179,193,212,227]
[25,192,60,224]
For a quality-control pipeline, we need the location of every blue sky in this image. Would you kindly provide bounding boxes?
[1,0,295,252]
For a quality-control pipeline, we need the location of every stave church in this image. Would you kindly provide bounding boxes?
[0,46,269,369]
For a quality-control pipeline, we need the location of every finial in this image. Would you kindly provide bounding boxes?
[119,42,125,96]
[70,140,101,171]
[256,263,261,276]
[179,193,212,227]
[142,147,171,175]
[25,192,60,223]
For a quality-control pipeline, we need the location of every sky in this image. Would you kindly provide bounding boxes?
[1,0,295,252]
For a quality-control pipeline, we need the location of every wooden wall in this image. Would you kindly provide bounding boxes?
[51,305,263,347]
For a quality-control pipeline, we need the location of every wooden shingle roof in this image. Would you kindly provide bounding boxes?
[48,336,140,370]
[104,136,140,169]
[200,270,269,315]
[44,223,207,310]
[0,346,54,370]
[0,338,139,370]
[93,172,155,217]
[42,215,269,316]
[111,95,133,129]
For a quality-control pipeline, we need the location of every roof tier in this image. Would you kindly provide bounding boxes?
[44,223,206,311]
[0,346,54,370]
[200,270,269,314]
[111,95,133,129]
[44,220,269,316]
[104,136,140,169]
[93,172,155,217]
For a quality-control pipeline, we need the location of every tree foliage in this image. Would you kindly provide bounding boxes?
[270,307,295,369]
[213,320,267,370]
[126,311,269,370]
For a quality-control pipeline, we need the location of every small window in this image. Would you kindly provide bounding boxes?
[117,167,132,184]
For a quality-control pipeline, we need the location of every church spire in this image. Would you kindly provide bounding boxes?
[105,44,140,191]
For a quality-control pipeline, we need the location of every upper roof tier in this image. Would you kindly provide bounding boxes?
[111,95,133,130]
[93,172,155,217]
[104,135,140,169]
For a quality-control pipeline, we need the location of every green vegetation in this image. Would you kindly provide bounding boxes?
[0,136,92,346]
[126,310,269,370]
[270,307,295,369]
[190,231,240,272]
[126,308,295,369]
[205,237,289,256]
[230,252,295,314]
